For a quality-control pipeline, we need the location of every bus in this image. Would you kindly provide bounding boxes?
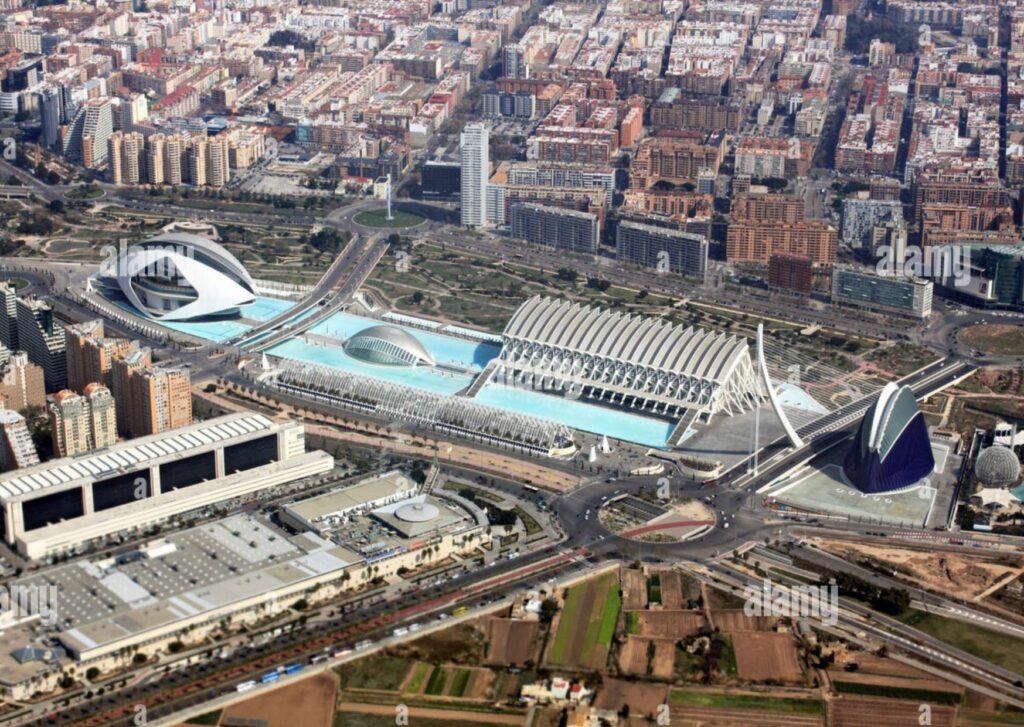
[523,485,539,494]
[452,606,468,616]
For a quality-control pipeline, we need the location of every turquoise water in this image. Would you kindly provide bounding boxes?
[266,337,472,395]
[475,384,676,449]
[240,297,294,322]
[161,318,250,342]
[311,311,500,369]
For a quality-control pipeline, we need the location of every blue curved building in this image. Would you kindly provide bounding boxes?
[843,383,934,494]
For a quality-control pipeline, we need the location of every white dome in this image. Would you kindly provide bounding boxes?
[976,446,1021,487]
[394,502,440,522]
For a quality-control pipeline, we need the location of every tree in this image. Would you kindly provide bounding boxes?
[85,667,100,681]
[539,597,558,623]
[48,199,65,214]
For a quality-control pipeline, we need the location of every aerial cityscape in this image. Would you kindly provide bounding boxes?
[2,0,1024,724]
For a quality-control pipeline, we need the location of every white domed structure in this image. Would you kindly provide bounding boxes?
[343,325,435,366]
[395,502,440,522]
[975,446,1021,488]
[110,233,256,321]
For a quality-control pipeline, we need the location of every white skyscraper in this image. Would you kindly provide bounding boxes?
[460,122,489,227]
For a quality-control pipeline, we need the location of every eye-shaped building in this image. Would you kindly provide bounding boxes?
[843,382,934,494]
[108,233,256,321]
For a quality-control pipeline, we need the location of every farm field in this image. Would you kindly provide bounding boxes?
[729,632,802,682]
[633,610,706,639]
[220,673,337,727]
[547,572,621,670]
[486,618,539,666]
[830,695,956,727]
[713,609,776,632]
[659,572,685,609]
[622,568,647,610]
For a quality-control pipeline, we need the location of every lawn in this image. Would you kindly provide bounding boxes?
[647,575,662,605]
[626,611,640,635]
[596,582,621,647]
[185,709,223,725]
[669,690,823,714]
[512,506,542,536]
[550,573,620,667]
[448,668,472,697]
[424,666,448,696]
[354,208,424,229]
[405,662,430,693]
[898,610,1024,676]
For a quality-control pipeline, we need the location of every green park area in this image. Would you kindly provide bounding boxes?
[353,208,424,229]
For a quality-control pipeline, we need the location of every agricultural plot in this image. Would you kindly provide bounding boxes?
[618,636,650,675]
[621,568,647,610]
[651,639,676,679]
[224,673,337,727]
[830,696,956,727]
[547,572,621,670]
[713,609,775,632]
[730,632,802,682]
[634,610,706,639]
[486,618,539,666]
[659,572,685,609]
[668,690,824,726]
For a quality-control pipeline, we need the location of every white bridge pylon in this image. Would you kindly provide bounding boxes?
[756,323,804,449]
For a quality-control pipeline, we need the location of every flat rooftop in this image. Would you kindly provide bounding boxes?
[282,470,416,528]
[18,513,361,658]
[0,413,276,501]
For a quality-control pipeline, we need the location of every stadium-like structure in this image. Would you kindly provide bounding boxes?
[843,382,934,494]
[497,296,762,424]
[100,233,256,321]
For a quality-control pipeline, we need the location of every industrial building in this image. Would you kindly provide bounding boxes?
[7,472,488,673]
[0,413,333,559]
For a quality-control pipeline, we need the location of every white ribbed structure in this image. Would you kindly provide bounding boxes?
[498,296,762,421]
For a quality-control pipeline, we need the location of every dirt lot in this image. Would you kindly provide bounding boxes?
[651,639,676,679]
[395,621,488,665]
[713,609,775,632]
[813,539,1023,601]
[622,568,647,610]
[731,632,802,681]
[223,672,337,727]
[659,572,684,609]
[619,636,650,675]
[465,668,494,699]
[635,610,705,639]
[594,678,669,717]
[830,696,956,727]
[486,618,539,666]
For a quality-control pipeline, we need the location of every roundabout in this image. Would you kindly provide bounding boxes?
[351,207,425,229]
